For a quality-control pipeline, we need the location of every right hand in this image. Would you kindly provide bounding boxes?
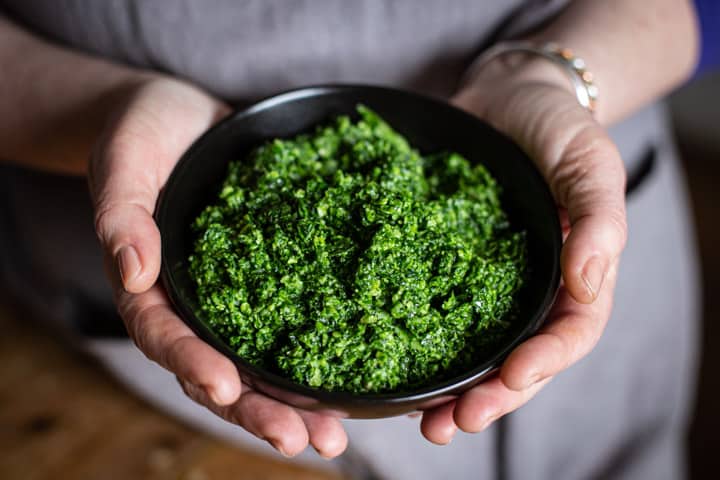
[89,76,348,458]
[419,56,627,444]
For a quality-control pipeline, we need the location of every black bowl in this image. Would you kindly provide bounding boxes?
[155,85,561,418]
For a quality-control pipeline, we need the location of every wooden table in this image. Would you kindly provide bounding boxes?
[0,298,348,480]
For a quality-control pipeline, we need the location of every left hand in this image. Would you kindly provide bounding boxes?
[89,76,348,458]
[419,57,627,443]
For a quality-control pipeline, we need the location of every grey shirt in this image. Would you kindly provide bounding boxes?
[1,0,571,102]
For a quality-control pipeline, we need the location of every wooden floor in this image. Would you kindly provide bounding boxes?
[0,298,347,480]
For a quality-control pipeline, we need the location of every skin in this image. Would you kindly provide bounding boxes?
[0,0,699,457]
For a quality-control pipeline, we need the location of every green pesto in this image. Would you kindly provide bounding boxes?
[189,106,527,394]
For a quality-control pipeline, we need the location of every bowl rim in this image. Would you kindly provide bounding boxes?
[155,83,562,406]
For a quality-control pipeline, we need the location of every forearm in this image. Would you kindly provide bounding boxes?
[467,0,700,126]
[0,15,155,175]
[525,0,699,125]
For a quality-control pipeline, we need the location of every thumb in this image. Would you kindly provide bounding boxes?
[453,84,627,304]
[89,78,229,293]
[554,126,627,304]
[91,150,163,294]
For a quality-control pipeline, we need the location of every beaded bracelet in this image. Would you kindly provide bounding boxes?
[464,41,599,113]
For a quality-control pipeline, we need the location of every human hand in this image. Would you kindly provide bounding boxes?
[89,77,348,458]
[419,58,627,443]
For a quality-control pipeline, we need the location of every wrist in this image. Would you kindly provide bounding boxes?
[462,41,600,110]
[456,51,584,124]
[465,49,569,90]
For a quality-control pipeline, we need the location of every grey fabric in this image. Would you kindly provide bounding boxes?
[506,104,700,480]
[3,0,527,101]
[0,2,700,479]
[0,172,110,332]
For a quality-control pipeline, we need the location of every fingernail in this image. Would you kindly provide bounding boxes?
[581,256,606,301]
[117,245,141,288]
[269,440,292,458]
[314,447,334,460]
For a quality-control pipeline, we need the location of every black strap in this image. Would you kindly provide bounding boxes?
[626,146,657,197]
[496,415,509,480]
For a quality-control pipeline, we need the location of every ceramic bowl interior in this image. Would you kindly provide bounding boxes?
[155,85,562,418]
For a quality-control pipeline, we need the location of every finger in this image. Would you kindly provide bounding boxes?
[297,410,348,459]
[549,126,627,304]
[89,80,229,293]
[94,199,161,294]
[232,391,310,457]
[178,380,310,457]
[118,285,241,405]
[500,263,617,391]
[420,400,458,445]
[90,123,179,293]
[454,376,551,433]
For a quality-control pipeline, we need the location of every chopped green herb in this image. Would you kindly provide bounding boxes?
[189,106,527,394]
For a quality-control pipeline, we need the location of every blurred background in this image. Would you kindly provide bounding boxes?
[670,71,720,479]
[0,72,718,480]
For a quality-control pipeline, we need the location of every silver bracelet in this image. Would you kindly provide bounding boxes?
[463,41,599,113]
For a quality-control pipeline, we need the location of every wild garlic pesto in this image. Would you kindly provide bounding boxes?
[189,106,527,394]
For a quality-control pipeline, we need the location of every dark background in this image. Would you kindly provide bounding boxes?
[669,71,720,478]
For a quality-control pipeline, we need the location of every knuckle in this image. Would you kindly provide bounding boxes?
[234,394,285,436]
[606,208,628,252]
[177,377,198,399]
[541,331,575,371]
[162,335,195,374]
[125,302,163,359]
[563,126,619,168]
[555,317,601,365]
[178,377,226,414]
[550,127,624,206]
[93,200,158,255]
[92,201,118,247]
[106,116,167,172]
[106,125,151,161]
